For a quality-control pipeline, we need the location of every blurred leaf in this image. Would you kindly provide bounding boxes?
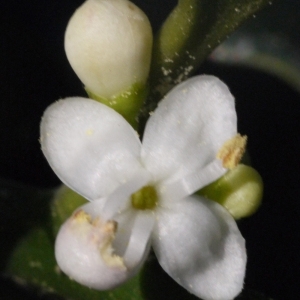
[6,228,144,300]
[0,274,64,300]
[142,0,272,118]
[0,178,54,271]
[50,185,87,236]
[209,0,300,93]
[0,179,144,300]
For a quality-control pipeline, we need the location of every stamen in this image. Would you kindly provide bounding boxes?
[73,209,92,223]
[163,135,247,200]
[217,134,247,169]
[123,212,155,269]
[70,209,126,269]
[99,220,125,268]
[163,160,227,200]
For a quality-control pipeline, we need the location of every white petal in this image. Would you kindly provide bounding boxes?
[122,211,155,269]
[152,196,246,300]
[81,173,155,270]
[55,209,132,290]
[101,170,152,219]
[161,159,227,202]
[40,97,142,200]
[55,199,154,289]
[141,75,237,183]
[108,208,153,270]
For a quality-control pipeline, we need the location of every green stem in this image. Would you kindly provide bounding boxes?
[141,0,271,122]
[87,82,148,130]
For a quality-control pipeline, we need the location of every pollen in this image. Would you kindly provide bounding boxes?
[217,134,247,169]
[72,210,125,269]
[73,209,91,223]
[86,129,93,136]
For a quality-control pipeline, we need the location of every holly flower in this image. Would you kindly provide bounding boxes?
[40,75,247,300]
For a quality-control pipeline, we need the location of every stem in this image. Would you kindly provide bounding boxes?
[139,0,271,127]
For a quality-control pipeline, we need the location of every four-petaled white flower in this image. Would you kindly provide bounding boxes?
[40,75,247,300]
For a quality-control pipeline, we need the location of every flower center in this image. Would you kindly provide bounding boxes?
[131,185,158,210]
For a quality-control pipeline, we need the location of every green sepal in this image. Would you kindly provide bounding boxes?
[51,185,88,236]
[197,164,263,219]
[0,180,144,300]
[86,82,148,130]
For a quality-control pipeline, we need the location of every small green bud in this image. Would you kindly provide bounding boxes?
[198,164,263,220]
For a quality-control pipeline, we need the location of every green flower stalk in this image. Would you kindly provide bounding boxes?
[141,0,271,117]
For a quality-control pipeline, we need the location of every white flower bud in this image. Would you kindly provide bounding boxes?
[65,0,152,98]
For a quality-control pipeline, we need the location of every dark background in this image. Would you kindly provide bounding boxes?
[1,0,300,299]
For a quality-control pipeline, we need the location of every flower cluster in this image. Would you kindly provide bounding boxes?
[41,75,247,300]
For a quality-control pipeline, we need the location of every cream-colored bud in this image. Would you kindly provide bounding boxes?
[65,0,152,98]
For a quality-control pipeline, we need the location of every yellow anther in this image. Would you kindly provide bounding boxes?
[73,209,91,223]
[217,134,247,169]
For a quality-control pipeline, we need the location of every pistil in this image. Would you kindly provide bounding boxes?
[131,185,158,210]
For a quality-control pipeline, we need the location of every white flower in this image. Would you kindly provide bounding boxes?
[65,0,152,98]
[40,75,247,300]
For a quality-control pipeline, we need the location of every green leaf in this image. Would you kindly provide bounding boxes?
[50,185,87,236]
[0,180,144,300]
[142,0,271,116]
[208,0,300,94]
[6,228,143,300]
[0,178,54,272]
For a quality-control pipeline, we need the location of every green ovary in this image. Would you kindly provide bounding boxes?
[131,186,158,210]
